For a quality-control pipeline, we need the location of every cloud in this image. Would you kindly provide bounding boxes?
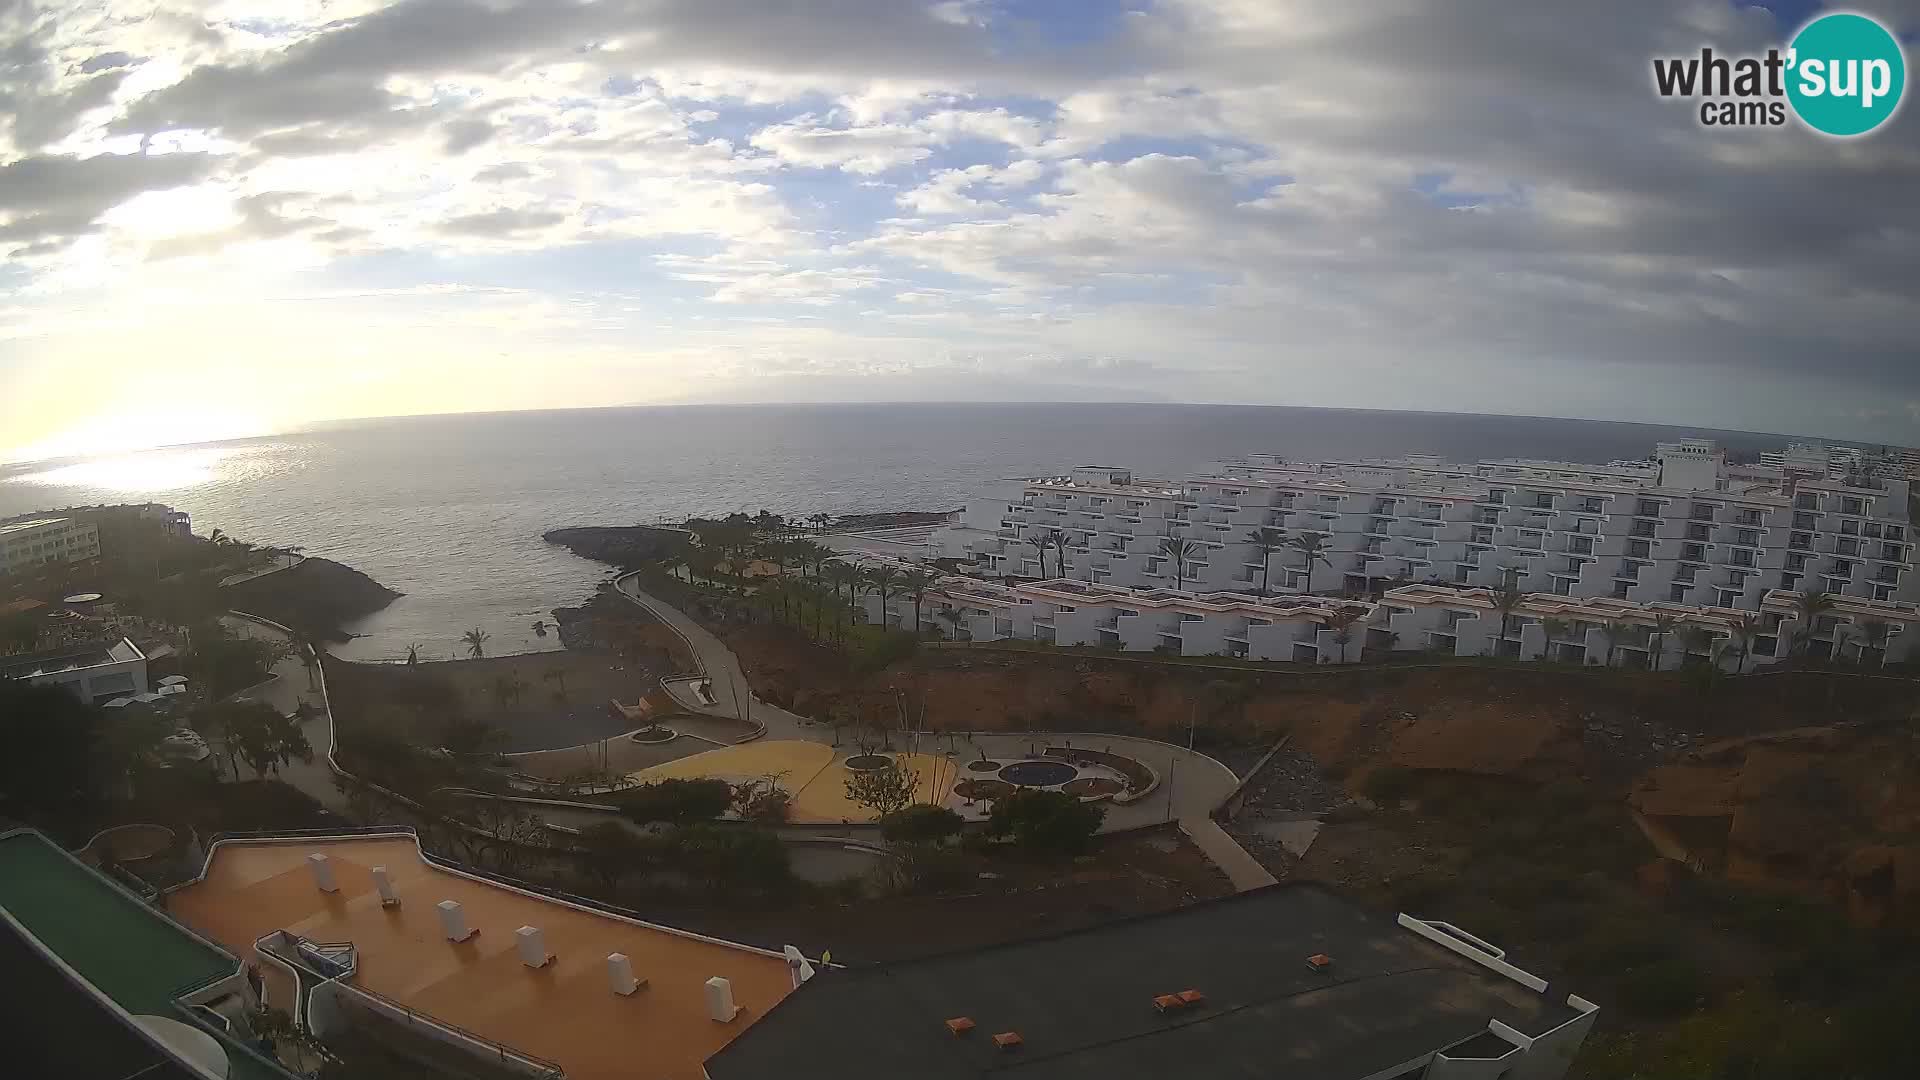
[2,0,1918,448]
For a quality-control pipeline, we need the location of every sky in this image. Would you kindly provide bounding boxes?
[2,0,1918,462]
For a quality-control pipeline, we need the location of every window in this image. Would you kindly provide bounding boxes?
[1841,519,1861,536]
[1796,493,1818,510]
[1689,503,1714,520]
[1613,582,1631,598]
[1669,585,1688,602]
[1787,553,1808,572]
[1686,523,1709,541]
[1719,589,1739,606]
[1793,512,1817,530]
[1570,536,1593,555]
[1628,539,1651,559]
[1637,499,1661,516]
[1790,532,1813,550]
[1632,520,1657,538]
[1842,497,1865,515]
[1681,543,1705,561]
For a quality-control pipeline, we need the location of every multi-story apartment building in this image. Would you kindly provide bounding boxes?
[0,516,100,575]
[931,440,1918,614]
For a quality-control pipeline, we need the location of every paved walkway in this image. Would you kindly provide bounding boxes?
[1179,816,1279,892]
[218,613,348,815]
[611,574,1243,833]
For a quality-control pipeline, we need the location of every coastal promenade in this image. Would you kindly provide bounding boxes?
[217,612,347,815]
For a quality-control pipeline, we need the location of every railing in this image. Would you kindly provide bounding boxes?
[324,976,564,1079]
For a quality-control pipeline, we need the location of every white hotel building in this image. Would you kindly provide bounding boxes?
[874,439,1920,669]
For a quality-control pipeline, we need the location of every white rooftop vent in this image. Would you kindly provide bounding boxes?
[607,953,644,996]
[783,945,816,988]
[306,853,337,893]
[705,976,740,1022]
[370,866,400,907]
[437,900,477,942]
[516,925,553,968]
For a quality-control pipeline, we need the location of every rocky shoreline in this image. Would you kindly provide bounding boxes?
[221,556,401,641]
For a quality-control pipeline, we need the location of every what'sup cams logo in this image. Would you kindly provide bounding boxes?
[1652,11,1906,136]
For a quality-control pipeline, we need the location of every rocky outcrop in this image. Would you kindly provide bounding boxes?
[220,557,399,641]
[543,525,691,570]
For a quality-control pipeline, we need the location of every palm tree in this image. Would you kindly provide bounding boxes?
[1023,533,1052,579]
[492,675,524,708]
[1648,613,1680,671]
[936,606,970,641]
[404,643,421,667]
[461,628,489,659]
[1676,624,1716,665]
[1158,536,1202,588]
[1541,617,1573,661]
[1037,528,1068,578]
[1790,591,1836,657]
[1243,526,1287,595]
[1325,605,1367,661]
[901,570,940,635]
[1856,619,1891,668]
[1286,531,1334,592]
[807,513,833,533]
[824,561,858,625]
[1489,581,1526,653]
[1728,611,1764,673]
[1597,620,1626,668]
[867,564,902,628]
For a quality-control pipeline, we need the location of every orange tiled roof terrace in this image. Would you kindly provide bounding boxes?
[167,835,794,1080]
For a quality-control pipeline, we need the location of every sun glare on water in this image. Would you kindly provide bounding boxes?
[14,448,235,493]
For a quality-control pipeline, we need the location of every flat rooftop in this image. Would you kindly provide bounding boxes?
[168,836,795,1080]
[0,917,201,1080]
[706,884,1579,1080]
[0,637,142,679]
[0,515,70,535]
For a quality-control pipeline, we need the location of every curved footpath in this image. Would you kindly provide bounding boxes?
[612,574,1272,886]
[221,582,1272,890]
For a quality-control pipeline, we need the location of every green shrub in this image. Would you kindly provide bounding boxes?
[987,789,1104,856]
[613,778,735,824]
[880,804,964,845]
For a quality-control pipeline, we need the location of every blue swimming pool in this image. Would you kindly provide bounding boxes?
[998,760,1077,787]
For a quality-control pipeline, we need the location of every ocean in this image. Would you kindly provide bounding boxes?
[0,403,1814,660]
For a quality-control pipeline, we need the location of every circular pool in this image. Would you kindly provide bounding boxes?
[998,760,1078,787]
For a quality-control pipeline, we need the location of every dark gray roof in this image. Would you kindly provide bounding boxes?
[706,884,1576,1080]
[0,918,199,1080]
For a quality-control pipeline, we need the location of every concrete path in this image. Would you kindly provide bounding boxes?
[611,573,1242,833]
[217,613,348,815]
[1178,816,1279,892]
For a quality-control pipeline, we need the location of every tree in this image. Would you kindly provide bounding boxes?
[1037,528,1068,578]
[987,789,1104,855]
[732,773,793,823]
[1287,531,1335,591]
[937,606,969,641]
[0,682,120,819]
[1243,526,1287,595]
[1325,605,1367,661]
[1791,591,1836,657]
[844,763,920,818]
[867,564,902,628]
[614,778,734,825]
[825,561,861,631]
[197,699,313,781]
[1489,580,1526,653]
[185,629,288,697]
[0,611,38,654]
[1728,611,1765,673]
[1023,533,1052,578]
[542,668,567,701]
[461,627,489,659]
[1158,536,1202,587]
[576,821,647,895]
[1541,617,1574,655]
[1676,624,1717,666]
[1597,620,1627,668]
[880,804,963,845]
[403,643,421,666]
[900,569,941,634]
[1649,613,1680,670]
[1855,619,1891,667]
[491,675,526,709]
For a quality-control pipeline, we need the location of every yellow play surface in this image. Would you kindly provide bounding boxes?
[629,740,960,824]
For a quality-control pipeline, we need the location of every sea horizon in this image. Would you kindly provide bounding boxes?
[1,401,1898,662]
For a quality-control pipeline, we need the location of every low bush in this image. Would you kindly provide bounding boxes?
[1617,957,1711,1019]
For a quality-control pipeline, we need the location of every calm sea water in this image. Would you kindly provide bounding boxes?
[0,403,1807,660]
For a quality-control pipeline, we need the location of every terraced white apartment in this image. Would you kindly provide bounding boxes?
[930,440,1918,611]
